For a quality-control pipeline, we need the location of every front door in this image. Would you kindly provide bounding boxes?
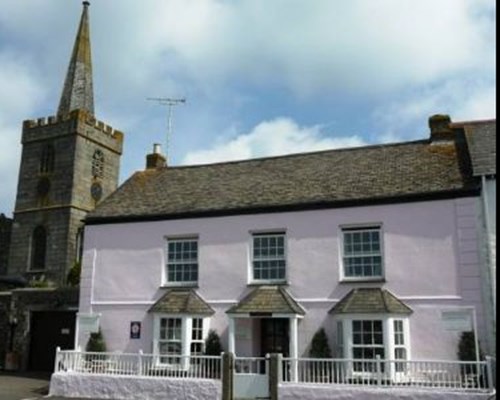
[261,318,289,356]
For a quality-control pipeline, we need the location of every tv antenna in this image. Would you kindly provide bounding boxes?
[147,97,186,159]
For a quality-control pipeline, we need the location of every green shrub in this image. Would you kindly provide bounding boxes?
[309,328,332,358]
[66,260,81,287]
[86,329,107,352]
[204,329,223,355]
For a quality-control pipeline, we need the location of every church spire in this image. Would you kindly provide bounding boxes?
[57,1,94,117]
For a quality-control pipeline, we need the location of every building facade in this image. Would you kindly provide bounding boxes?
[76,116,494,367]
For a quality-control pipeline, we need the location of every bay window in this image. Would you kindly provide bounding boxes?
[153,315,208,365]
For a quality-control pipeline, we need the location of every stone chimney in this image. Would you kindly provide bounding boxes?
[146,143,166,169]
[429,114,454,142]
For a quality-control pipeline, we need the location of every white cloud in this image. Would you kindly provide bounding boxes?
[182,117,366,164]
[87,0,495,98]
[371,79,496,143]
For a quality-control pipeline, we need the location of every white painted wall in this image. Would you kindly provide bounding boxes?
[280,384,492,400]
[49,373,222,400]
[77,197,487,360]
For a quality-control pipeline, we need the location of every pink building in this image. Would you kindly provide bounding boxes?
[76,115,494,369]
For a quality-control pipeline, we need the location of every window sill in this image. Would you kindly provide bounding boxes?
[339,278,386,284]
[161,283,199,289]
[25,269,47,274]
[248,280,288,287]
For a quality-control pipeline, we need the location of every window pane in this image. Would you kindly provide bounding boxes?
[166,239,198,283]
[343,228,382,277]
[252,234,286,281]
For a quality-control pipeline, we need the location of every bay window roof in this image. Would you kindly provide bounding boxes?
[329,288,412,315]
[149,289,214,315]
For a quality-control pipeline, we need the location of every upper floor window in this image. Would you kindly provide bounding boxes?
[40,144,55,174]
[342,226,383,279]
[166,238,198,284]
[30,225,47,271]
[91,149,104,178]
[252,232,286,282]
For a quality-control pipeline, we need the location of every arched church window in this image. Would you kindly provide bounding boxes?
[40,144,55,173]
[92,149,104,178]
[30,226,47,271]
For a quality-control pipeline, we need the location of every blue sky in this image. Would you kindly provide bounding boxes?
[0,0,496,215]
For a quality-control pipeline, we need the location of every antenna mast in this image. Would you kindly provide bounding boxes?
[147,97,186,159]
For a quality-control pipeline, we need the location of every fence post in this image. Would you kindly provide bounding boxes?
[54,346,61,373]
[376,355,382,386]
[485,356,494,392]
[138,350,143,376]
[222,352,234,400]
[269,353,281,400]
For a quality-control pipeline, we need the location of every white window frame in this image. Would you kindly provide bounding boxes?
[336,314,410,380]
[163,236,199,286]
[249,231,287,284]
[152,314,210,367]
[339,224,384,281]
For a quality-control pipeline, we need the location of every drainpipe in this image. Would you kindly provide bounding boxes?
[481,176,495,317]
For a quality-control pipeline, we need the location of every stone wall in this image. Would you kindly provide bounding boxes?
[0,214,12,276]
[8,109,122,286]
[0,293,12,369]
[6,288,79,370]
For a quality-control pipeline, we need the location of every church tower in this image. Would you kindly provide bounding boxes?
[7,2,123,285]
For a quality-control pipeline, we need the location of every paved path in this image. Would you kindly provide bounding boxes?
[0,372,49,400]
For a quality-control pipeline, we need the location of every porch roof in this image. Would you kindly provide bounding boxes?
[329,288,412,315]
[227,286,306,316]
[148,289,215,315]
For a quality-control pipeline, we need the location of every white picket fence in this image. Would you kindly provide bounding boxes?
[54,349,495,394]
[281,355,496,392]
[54,348,222,380]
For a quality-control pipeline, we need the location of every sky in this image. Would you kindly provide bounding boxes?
[0,0,496,216]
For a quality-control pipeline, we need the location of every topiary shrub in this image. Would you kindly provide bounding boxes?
[204,329,223,355]
[86,329,107,353]
[309,328,332,358]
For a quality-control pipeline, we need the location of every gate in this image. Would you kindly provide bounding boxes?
[28,311,76,371]
[234,356,270,399]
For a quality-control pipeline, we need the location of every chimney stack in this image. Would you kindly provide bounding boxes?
[146,143,166,169]
[429,114,454,142]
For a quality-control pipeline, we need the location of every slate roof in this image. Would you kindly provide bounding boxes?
[227,286,306,315]
[148,289,215,315]
[329,288,412,315]
[457,120,496,177]
[87,137,478,224]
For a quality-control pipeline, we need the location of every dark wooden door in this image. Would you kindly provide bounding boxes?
[28,311,76,371]
[261,318,289,356]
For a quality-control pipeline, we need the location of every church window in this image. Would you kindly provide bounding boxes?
[40,144,55,173]
[92,149,104,178]
[30,226,47,271]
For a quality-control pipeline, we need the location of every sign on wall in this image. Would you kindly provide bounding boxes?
[130,321,141,339]
[441,310,472,331]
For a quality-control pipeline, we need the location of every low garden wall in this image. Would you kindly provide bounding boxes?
[280,384,494,400]
[49,372,222,400]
